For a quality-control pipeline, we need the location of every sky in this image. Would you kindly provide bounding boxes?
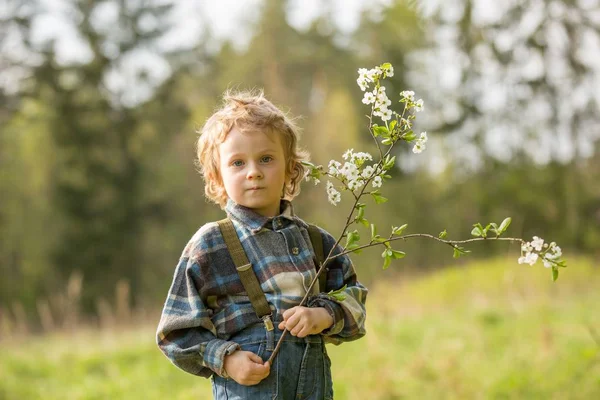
[29,0,392,64]
[8,0,390,105]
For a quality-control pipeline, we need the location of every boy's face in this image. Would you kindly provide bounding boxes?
[218,127,287,217]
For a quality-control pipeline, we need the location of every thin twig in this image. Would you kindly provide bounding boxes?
[334,235,524,259]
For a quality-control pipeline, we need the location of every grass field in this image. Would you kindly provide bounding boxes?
[1,257,598,399]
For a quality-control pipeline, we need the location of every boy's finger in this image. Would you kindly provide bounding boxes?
[296,325,310,338]
[282,306,298,320]
[290,322,305,337]
[247,361,270,379]
[248,352,264,364]
[282,317,299,333]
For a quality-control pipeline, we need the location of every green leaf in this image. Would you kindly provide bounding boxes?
[438,229,447,239]
[381,138,393,145]
[357,205,365,220]
[346,243,362,254]
[382,62,392,70]
[489,223,499,236]
[453,246,471,258]
[483,224,492,238]
[391,249,406,259]
[381,249,392,270]
[370,224,377,240]
[471,223,485,238]
[552,268,559,282]
[327,285,347,301]
[383,155,396,170]
[498,218,512,234]
[403,131,416,142]
[359,218,370,228]
[389,120,397,131]
[345,230,360,249]
[453,248,460,258]
[300,160,315,168]
[392,224,408,235]
[372,125,389,137]
[371,191,388,204]
[471,226,483,237]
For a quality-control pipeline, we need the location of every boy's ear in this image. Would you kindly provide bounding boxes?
[287,159,298,179]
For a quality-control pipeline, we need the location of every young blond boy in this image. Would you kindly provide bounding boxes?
[156,90,367,399]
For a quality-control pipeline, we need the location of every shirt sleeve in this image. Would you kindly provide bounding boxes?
[156,255,240,378]
[306,227,368,344]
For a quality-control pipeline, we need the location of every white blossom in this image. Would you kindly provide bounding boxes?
[342,149,354,160]
[400,90,415,100]
[414,99,424,112]
[410,132,429,154]
[381,109,393,121]
[367,67,381,81]
[372,176,383,188]
[352,152,373,162]
[386,65,394,77]
[357,77,368,91]
[326,181,341,206]
[518,236,563,268]
[328,160,341,175]
[531,236,544,251]
[340,162,360,181]
[412,143,425,153]
[553,246,562,257]
[518,252,538,266]
[361,165,375,178]
[362,92,376,105]
[543,244,562,261]
[348,178,364,191]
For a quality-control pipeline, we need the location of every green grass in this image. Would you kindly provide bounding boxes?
[1,257,599,399]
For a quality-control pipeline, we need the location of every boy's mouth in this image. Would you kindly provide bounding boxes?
[248,187,264,191]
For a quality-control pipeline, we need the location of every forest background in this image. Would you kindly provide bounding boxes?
[1,2,599,396]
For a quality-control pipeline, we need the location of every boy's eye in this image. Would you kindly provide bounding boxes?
[231,160,244,167]
[260,156,273,163]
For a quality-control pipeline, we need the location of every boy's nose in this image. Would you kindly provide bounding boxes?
[246,166,263,180]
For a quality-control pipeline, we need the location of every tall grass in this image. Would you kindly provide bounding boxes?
[1,257,598,399]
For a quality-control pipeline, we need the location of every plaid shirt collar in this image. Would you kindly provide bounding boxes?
[225,199,307,234]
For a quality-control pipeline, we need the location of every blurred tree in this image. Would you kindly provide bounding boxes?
[404,0,600,250]
[1,0,191,314]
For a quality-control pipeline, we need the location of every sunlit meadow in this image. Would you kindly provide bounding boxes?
[1,257,598,400]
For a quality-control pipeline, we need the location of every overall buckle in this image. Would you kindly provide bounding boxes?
[262,314,274,331]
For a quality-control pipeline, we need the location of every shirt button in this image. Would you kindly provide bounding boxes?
[291,247,299,255]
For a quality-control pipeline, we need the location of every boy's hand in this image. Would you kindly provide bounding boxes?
[223,350,270,386]
[278,306,333,337]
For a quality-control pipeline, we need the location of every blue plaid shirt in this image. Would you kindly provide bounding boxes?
[156,199,368,378]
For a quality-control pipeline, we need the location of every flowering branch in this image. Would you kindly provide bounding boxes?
[267,62,567,364]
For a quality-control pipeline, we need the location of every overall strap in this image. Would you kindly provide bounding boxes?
[217,218,274,331]
[307,224,328,292]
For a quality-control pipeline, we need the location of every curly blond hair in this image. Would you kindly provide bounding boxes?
[196,89,310,208]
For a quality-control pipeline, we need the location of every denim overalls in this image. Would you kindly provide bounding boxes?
[211,323,334,400]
